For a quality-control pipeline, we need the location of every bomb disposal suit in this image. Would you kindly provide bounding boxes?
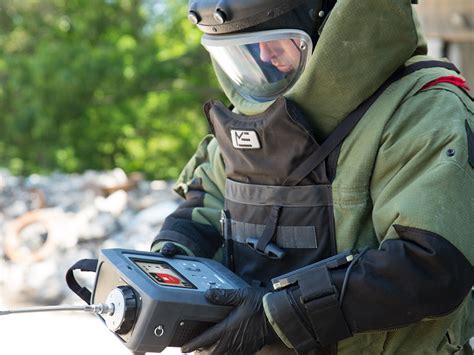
[151,0,474,354]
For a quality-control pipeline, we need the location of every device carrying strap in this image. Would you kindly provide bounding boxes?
[284,61,460,186]
[65,258,98,305]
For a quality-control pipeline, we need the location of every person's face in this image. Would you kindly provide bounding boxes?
[259,39,302,73]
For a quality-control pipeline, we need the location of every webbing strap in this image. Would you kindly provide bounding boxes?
[283,61,460,186]
[466,120,474,169]
[246,205,285,259]
[298,267,352,345]
[65,258,98,305]
[256,205,282,253]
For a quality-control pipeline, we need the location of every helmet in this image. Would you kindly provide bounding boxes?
[188,0,337,103]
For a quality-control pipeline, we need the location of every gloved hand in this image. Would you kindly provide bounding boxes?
[181,287,277,354]
[159,242,187,258]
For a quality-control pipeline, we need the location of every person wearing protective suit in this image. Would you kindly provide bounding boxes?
[152,0,474,354]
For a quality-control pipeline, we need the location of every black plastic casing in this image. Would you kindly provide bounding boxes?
[189,0,305,34]
[91,248,248,353]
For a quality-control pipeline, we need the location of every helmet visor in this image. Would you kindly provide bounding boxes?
[202,29,312,103]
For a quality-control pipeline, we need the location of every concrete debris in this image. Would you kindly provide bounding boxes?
[0,168,179,305]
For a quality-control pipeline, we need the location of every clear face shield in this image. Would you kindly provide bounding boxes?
[201,29,313,103]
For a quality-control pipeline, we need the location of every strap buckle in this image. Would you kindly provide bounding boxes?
[246,205,286,259]
[246,237,285,259]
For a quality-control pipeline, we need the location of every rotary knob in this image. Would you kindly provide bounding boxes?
[104,286,138,335]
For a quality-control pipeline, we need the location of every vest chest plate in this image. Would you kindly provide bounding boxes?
[206,98,338,286]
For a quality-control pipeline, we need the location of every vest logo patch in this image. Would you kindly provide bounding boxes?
[231,130,261,149]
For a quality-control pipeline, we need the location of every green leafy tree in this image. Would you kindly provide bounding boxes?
[0,0,224,178]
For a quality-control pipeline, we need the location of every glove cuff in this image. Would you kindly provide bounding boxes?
[264,264,353,351]
[263,293,294,349]
[264,289,319,352]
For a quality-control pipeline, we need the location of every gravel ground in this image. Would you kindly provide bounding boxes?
[0,169,184,354]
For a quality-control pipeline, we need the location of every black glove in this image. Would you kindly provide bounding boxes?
[159,242,187,257]
[181,287,277,354]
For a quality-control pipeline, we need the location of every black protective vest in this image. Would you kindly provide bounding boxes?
[204,61,459,291]
[206,97,338,288]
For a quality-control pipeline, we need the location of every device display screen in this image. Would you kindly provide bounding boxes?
[133,260,196,289]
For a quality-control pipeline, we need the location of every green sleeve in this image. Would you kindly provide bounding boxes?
[371,85,474,263]
[151,135,226,258]
[263,86,474,351]
[173,134,226,230]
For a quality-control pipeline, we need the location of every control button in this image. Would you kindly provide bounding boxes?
[214,274,226,284]
[154,325,165,337]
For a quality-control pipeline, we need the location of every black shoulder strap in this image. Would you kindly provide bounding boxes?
[65,258,98,304]
[283,61,460,186]
[466,120,474,169]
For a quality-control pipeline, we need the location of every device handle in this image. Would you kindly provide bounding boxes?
[65,258,98,304]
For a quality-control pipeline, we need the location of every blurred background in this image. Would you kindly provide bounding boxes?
[0,0,223,179]
[0,0,472,354]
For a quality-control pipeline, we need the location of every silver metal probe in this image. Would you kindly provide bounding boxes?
[0,303,115,316]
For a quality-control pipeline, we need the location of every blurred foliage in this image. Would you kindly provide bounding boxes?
[0,0,224,179]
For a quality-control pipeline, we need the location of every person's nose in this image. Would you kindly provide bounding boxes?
[259,42,272,62]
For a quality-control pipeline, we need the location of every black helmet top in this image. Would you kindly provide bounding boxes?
[188,0,337,40]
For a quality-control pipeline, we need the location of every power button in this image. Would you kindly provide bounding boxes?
[154,325,165,337]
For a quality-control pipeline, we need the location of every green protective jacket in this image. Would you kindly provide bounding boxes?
[152,0,474,353]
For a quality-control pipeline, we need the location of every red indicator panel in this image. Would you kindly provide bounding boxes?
[134,260,195,289]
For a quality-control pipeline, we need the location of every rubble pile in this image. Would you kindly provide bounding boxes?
[0,168,179,305]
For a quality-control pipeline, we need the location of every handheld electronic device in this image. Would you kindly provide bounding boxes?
[87,248,248,353]
[0,249,248,354]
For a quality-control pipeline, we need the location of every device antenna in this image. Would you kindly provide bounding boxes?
[0,303,114,316]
